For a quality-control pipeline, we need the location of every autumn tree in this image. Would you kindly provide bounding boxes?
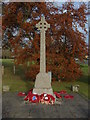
[2,2,87,81]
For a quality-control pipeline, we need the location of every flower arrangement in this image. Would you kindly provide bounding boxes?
[18,89,74,105]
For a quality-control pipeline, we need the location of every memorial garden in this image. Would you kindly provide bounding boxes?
[2,1,89,118]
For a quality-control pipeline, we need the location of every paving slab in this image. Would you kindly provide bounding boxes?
[2,92,89,118]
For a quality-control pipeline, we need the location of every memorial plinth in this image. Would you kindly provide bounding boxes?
[33,16,54,95]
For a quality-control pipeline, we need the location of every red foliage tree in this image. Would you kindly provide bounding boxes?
[2,2,88,81]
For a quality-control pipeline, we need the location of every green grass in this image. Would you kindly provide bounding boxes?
[2,59,89,99]
[52,64,89,99]
[2,59,34,92]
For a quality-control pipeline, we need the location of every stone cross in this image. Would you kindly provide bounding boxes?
[33,16,54,96]
[36,16,50,73]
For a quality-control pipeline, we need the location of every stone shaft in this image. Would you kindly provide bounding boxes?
[40,30,46,73]
[36,16,50,73]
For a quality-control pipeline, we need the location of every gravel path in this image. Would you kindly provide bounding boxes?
[2,92,89,118]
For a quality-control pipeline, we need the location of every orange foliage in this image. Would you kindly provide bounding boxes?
[2,2,88,81]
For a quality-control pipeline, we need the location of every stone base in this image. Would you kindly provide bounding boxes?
[33,88,54,96]
[33,72,54,95]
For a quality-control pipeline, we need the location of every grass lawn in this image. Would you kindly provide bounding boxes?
[2,59,89,99]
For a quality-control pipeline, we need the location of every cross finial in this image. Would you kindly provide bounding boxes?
[36,16,50,31]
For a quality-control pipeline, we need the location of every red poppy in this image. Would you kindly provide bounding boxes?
[24,92,32,101]
[40,93,45,99]
[60,90,67,94]
[64,95,74,99]
[54,92,62,98]
[18,92,26,97]
[24,95,29,101]
[29,89,33,93]
[70,95,74,99]
[48,94,55,103]
[64,95,70,99]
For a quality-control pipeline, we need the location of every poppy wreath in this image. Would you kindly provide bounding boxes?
[40,93,50,104]
[18,89,74,104]
[24,92,32,101]
[54,92,62,98]
[30,94,40,103]
[28,89,33,93]
[24,92,40,103]
[39,93,45,104]
[40,93,55,104]
[43,94,51,104]
[24,89,33,101]
[48,94,55,104]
